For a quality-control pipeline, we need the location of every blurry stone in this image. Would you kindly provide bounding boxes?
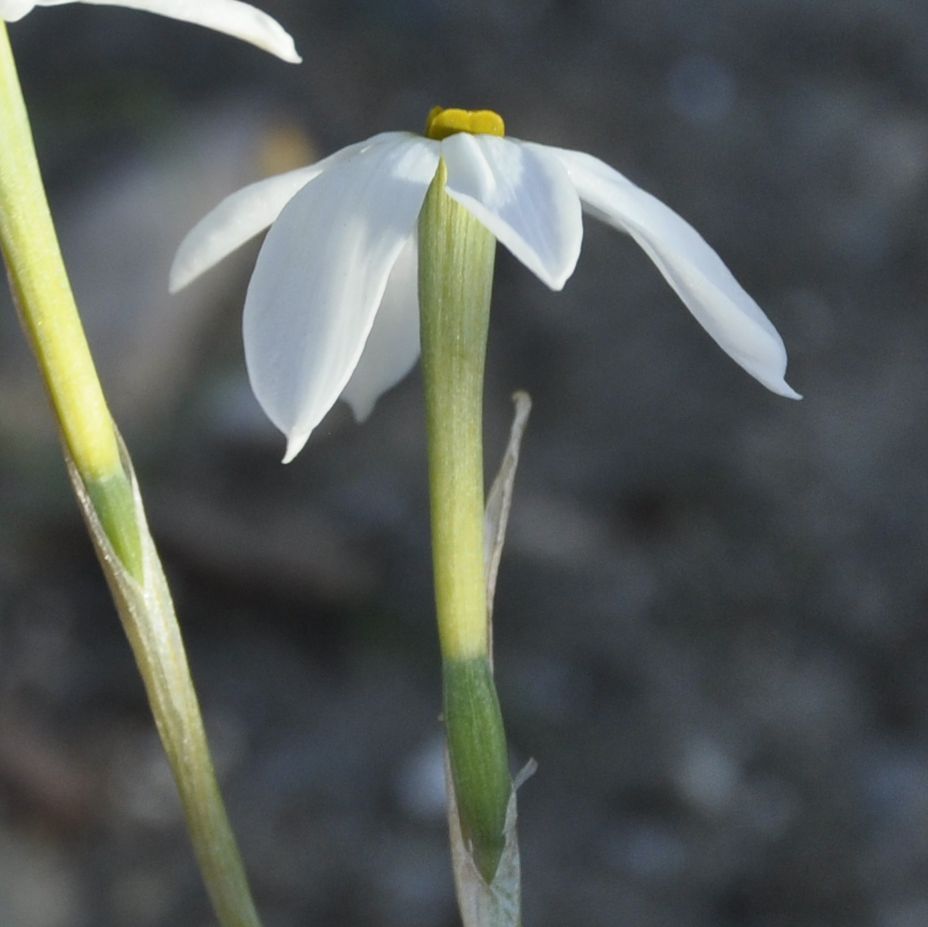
[3,588,79,698]
[154,487,379,604]
[858,743,928,828]
[394,735,447,822]
[506,654,592,725]
[372,833,454,924]
[736,774,800,839]
[0,708,97,830]
[855,112,928,201]
[674,736,740,815]
[878,899,928,927]
[666,54,736,125]
[507,491,612,566]
[0,832,83,927]
[109,729,183,829]
[602,818,689,883]
[108,869,175,927]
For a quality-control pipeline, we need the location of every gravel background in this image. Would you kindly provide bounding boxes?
[2,2,928,926]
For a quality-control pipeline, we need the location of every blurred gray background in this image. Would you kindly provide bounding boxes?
[2,1,927,925]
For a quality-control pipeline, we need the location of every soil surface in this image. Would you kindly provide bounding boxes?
[2,2,927,926]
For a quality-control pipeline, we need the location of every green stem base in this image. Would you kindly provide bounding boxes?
[87,470,143,580]
[444,656,512,882]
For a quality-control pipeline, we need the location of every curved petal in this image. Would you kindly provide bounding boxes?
[170,134,402,292]
[544,145,800,398]
[341,234,420,422]
[22,0,301,62]
[441,134,582,291]
[0,0,34,20]
[243,134,438,461]
[170,165,320,293]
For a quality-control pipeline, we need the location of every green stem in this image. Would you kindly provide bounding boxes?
[0,22,141,576]
[419,158,512,882]
[68,452,264,927]
[1,24,261,926]
[443,657,511,881]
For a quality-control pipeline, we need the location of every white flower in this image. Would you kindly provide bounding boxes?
[171,107,800,462]
[0,0,300,63]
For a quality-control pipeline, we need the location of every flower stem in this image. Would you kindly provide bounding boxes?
[67,447,264,927]
[0,24,262,927]
[419,159,512,883]
[0,22,140,577]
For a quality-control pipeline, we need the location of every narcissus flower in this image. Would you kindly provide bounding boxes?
[172,107,799,461]
[0,0,300,63]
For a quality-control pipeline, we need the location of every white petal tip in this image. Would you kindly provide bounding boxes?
[277,45,302,65]
[216,5,302,63]
[282,431,310,464]
[251,21,301,63]
[759,374,801,400]
[344,396,377,423]
[543,268,573,292]
[515,256,573,292]
[167,268,186,295]
[169,243,199,294]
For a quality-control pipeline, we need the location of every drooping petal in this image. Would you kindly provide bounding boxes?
[0,0,34,20]
[243,134,439,461]
[170,134,402,292]
[170,165,320,293]
[341,234,420,422]
[441,134,582,291]
[9,1,300,63]
[543,145,800,398]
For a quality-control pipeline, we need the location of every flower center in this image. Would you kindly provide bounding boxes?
[425,107,505,141]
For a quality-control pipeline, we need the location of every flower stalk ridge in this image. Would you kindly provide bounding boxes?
[0,0,300,63]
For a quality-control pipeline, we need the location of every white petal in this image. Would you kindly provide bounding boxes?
[341,234,420,422]
[441,134,582,291]
[19,0,300,62]
[243,135,439,462]
[0,0,35,21]
[544,145,800,398]
[170,165,320,293]
[170,134,401,292]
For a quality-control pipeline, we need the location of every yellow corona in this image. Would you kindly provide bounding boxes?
[425,106,505,141]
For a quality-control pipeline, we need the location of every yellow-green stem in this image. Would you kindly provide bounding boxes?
[419,159,512,882]
[1,24,261,927]
[0,22,140,576]
[419,159,493,662]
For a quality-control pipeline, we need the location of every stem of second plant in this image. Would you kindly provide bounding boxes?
[0,22,141,577]
[0,23,262,927]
